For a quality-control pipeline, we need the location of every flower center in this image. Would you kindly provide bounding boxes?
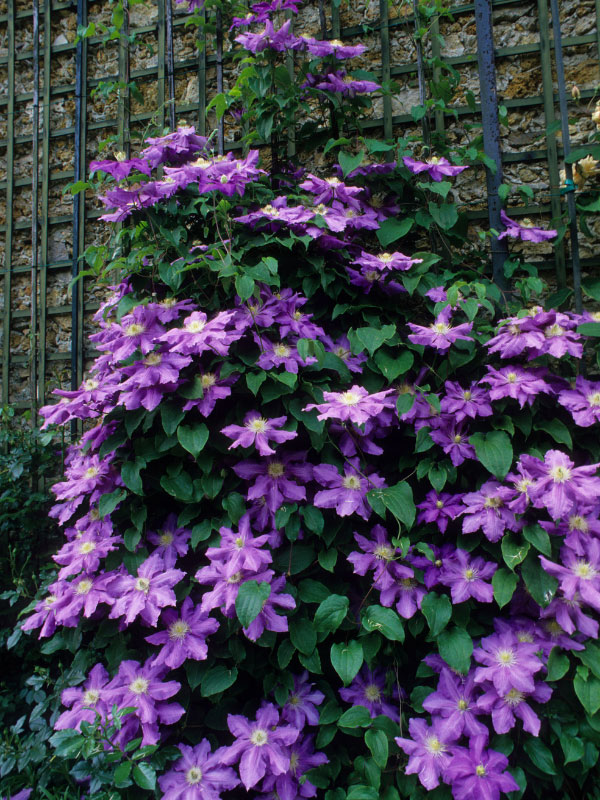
[374,545,393,561]
[515,478,532,493]
[135,577,150,593]
[268,462,285,478]
[144,352,162,366]
[186,319,206,333]
[458,698,468,711]
[128,677,149,695]
[186,767,203,785]
[125,323,145,337]
[340,390,361,405]
[168,620,190,640]
[159,531,174,546]
[496,648,516,666]
[342,475,361,490]
[79,541,96,554]
[289,694,300,706]
[520,218,535,228]
[379,253,394,263]
[573,560,596,579]
[364,684,381,702]
[83,689,100,706]
[435,500,444,509]
[247,417,268,433]
[400,578,415,589]
[476,764,486,777]
[364,270,380,282]
[425,736,446,756]
[504,688,524,706]
[587,392,600,407]
[83,379,99,391]
[201,373,216,388]
[84,467,99,479]
[289,752,299,771]
[506,371,518,383]
[432,322,451,334]
[464,568,477,581]
[261,204,279,216]
[235,537,244,548]
[429,156,441,165]
[326,177,341,186]
[517,631,534,642]
[76,579,92,595]
[569,515,588,532]
[227,571,243,584]
[160,297,177,307]
[293,311,303,321]
[334,346,350,360]
[545,324,565,338]
[250,728,269,746]
[453,434,462,443]
[484,496,502,508]
[550,465,571,483]
[274,344,291,357]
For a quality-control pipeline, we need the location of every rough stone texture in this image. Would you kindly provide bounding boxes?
[1,0,600,407]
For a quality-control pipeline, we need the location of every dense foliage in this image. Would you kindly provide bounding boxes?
[5,1,600,799]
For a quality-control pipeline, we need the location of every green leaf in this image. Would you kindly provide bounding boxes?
[562,736,585,765]
[469,431,513,479]
[365,729,389,768]
[362,605,405,642]
[331,640,363,685]
[576,641,600,679]
[121,461,144,495]
[376,217,414,248]
[523,738,557,775]
[374,350,414,381]
[421,592,452,637]
[522,523,551,556]
[49,730,83,758]
[352,324,396,356]
[337,705,372,728]
[438,627,472,674]
[161,402,185,436]
[368,482,416,529]
[177,423,209,458]
[201,666,238,697]
[314,595,349,633]
[534,418,572,448]
[520,554,557,607]
[339,149,365,177]
[235,274,255,302]
[290,618,317,655]
[246,371,267,395]
[574,672,600,715]
[501,536,530,570]
[235,581,271,628]
[302,506,324,534]
[98,489,127,518]
[132,763,156,790]
[160,470,193,502]
[318,548,337,572]
[577,322,600,336]
[492,568,518,608]
[113,761,132,786]
[428,201,458,230]
[546,647,570,681]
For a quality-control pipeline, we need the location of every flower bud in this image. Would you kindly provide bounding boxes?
[571,84,581,100]
[578,154,599,179]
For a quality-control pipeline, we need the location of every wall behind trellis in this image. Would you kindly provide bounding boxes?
[0,0,599,414]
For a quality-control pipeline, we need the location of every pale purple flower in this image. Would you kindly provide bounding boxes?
[558,376,600,427]
[195,563,274,617]
[141,126,208,168]
[539,594,599,640]
[403,155,468,181]
[296,36,366,60]
[445,736,520,800]
[339,667,400,721]
[429,420,476,466]
[299,174,364,207]
[422,668,487,738]
[147,514,191,568]
[304,385,395,425]
[438,548,496,603]
[461,481,520,542]
[145,597,219,669]
[480,364,553,407]
[417,491,464,533]
[497,209,557,242]
[161,310,240,356]
[390,576,426,619]
[520,449,600,519]
[313,459,385,520]
[205,514,272,572]
[53,529,121,578]
[55,663,111,732]
[254,335,316,373]
[21,587,61,638]
[233,452,313,513]
[305,70,381,95]
[476,679,552,736]
[235,19,297,53]
[108,553,185,627]
[243,576,295,641]
[181,368,238,416]
[222,704,299,790]
[347,524,413,589]
[90,305,165,362]
[440,381,492,421]
[395,717,456,790]
[90,155,152,180]
[484,312,546,359]
[257,734,328,800]
[53,573,114,627]
[221,412,298,456]
[407,307,473,351]
[539,539,600,615]
[158,740,240,800]
[473,631,543,695]
[321,335,367,372]
[1,789,32,800]
[281,671,325,728]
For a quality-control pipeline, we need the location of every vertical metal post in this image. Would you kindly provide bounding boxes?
[158,0,166,128]
[30,0,40,419]
[331,0,340,38]
[549,0,583,313]
[118,0,131,155]
[412,0,430,147]
[537,0,566,288]
[286,9,296,159]
[474,0,509,291]
[430,15,446,139]
[379,0,393,145]
[216,7,225,154]
[39,0,51,410]
[595,0,600,63]
[165,0,176,130]
[2,0,15,405]
[197,7,207,136]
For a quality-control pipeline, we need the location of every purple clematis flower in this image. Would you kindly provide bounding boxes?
[429,419,476,466]
[254,335,316,373]
[520,449,600,519]
[313,459,385,520]
[339,667,401,721]
[321,335,367,373]
[205,515,272,572]
[145,597,219,669]
[395,717,456,790]
[497,209,557,242]
[304,385,395,425]
[146,514,191,568]
[347,524,413,589]
[403,155,468,181]
[407,307,473,351]
[53,528,121,579]
[539,539,600,615]
[440,381,492,421]
[438,547,497,603]
[476,679,552,736]
[353,250,422,272]
[422,668,487,738]
[233,452,313,513]
[222,411,298,456]
[195,563,274,617]
[222,703,299,790]
[461,481,520,542]
[299,174,364,207]
[281,671,325,728]
[257,733,328,800]
[161,310,240,357]
[558,376,600,427]
[108,553,185,627]
[158,740,240,800]
[481,364,553,407]
[90,154,152,180]
[417,491,464,533]
[473,631,543,695]
[243,576,296,641]
[55,663,111,732]
[181,368,238,416]
[445,736,520,800]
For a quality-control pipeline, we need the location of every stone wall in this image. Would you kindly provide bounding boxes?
[0,0,599,408]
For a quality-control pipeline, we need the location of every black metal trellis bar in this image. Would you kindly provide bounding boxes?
[166,0,176,130]
[216,7,225,155]
[118,0,131,155]
[474,0,510,291]
[379,0,393,145]
[549,0,583,314]
[71,0,85,420]
[30,0,40,419]
[2,0,15,405]
[197,7,207,136]
[38,0,52,411]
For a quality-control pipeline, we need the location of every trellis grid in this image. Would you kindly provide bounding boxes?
[0,0,598,415]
